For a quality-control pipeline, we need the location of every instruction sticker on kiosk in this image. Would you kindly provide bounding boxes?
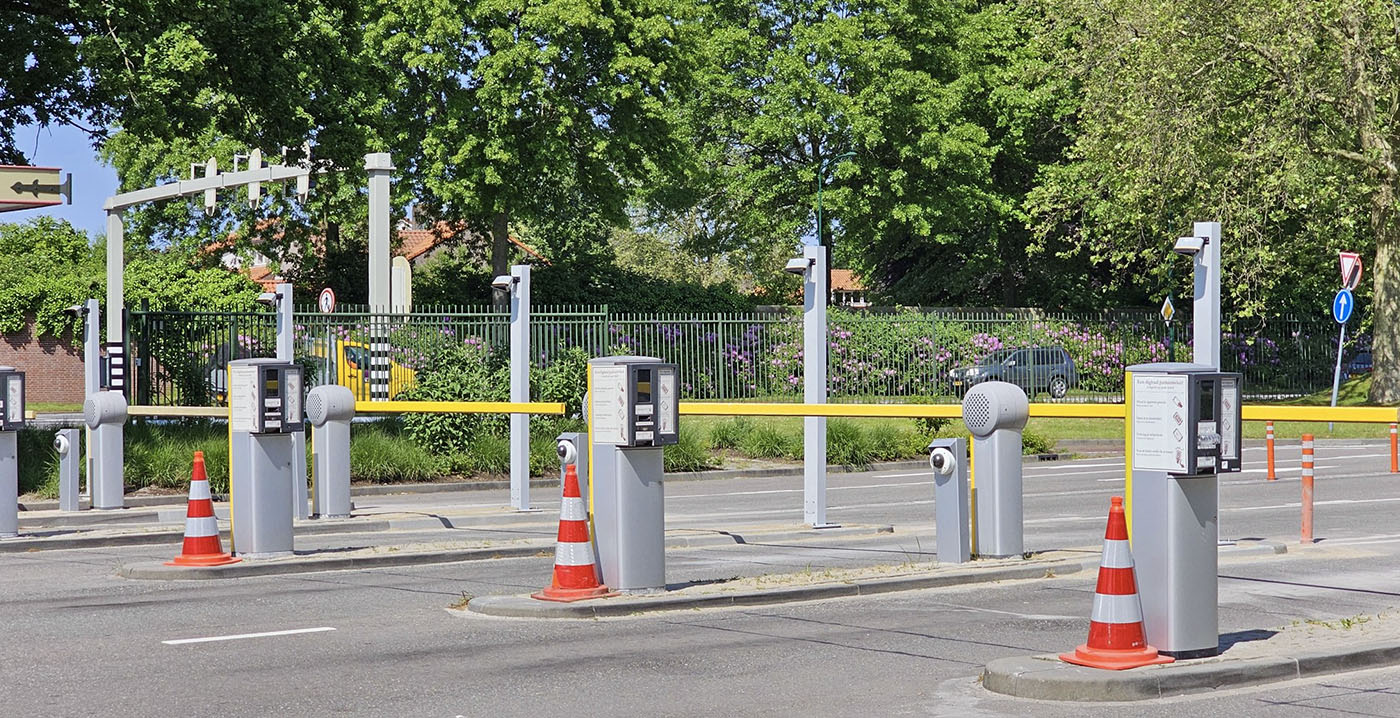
[228,363,258,434]
[1132,373,1190,472]
[590,365,629,446]
[657,366,677,436]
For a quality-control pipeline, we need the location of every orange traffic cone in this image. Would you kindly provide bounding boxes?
[165,451,240,567]
[1060,496,1173,670]
[532,464,616,602]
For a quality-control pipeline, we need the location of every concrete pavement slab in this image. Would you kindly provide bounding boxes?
[983,600,1400,701]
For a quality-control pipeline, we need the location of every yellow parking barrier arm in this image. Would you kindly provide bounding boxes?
[1241,405,1400,424]
[678,402,963,418]
[128,405,231,418]
[354,400,567,415]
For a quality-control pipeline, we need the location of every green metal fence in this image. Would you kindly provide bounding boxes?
[127,305,1351,406]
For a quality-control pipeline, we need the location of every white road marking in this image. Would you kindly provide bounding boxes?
[163,627,336,645]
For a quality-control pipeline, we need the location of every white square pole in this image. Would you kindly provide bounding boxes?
[509,264,532,511]
[803,244,834,528]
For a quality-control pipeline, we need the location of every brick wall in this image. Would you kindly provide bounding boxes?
[0,319,84,405]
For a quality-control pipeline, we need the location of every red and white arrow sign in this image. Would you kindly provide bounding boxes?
[1340,251,1363,290]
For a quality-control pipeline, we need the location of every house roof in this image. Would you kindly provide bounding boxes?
[830,269,866,292]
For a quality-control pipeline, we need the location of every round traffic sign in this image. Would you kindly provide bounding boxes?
[1332,288,1354,324]
[318,288,336,314]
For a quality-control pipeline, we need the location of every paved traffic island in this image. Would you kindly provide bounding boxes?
[459,553,1090,619]
[983,610,1400,701]
[116,524,892,580]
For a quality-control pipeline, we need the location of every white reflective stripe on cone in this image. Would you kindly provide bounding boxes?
[1090,592,1143,624]
[188,480,212,501]
[555,540,595,567]
[1100,539,1134,569]
[184,516,219,538]
[560,497,587,522]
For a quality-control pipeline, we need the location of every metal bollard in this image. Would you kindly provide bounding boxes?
[1301,434,1314,544]
[307,385,354,519]
[55,429,81,512]
[1391,424,1397,474]
[1265,421,1276,480]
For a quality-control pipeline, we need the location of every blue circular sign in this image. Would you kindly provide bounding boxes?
[1333,288,1355,324]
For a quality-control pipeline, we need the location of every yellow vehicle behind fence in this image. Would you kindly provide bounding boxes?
[210,339,417,404]
[312,338,418,400]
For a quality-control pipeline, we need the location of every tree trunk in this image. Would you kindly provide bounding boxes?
[492,210,510,307]
[1367,183,1400,403]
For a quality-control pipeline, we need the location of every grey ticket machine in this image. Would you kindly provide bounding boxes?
[1127,363,1242,658]
[0,368,23,538]
[962,381,1029,558]
[927,438,971,564]
[229,358,303,558]
[588,356,679,593]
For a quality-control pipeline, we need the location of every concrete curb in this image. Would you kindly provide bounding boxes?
[0,519,394,553]
[981,639,1400,702]
[115,524,896,580]
[461,559,1084,619]
[18,452,1083,511]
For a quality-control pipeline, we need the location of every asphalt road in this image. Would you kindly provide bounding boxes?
[5,440,1400,716]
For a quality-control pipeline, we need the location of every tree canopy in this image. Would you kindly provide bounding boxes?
[7,0,1400,394]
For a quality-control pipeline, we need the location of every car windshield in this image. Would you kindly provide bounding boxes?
[978,350,1017,365]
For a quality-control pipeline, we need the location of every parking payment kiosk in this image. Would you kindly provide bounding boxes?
[228,358,304,557]
[0,368,23,537]
[1128,363,1242,658]
[588,356,679,593]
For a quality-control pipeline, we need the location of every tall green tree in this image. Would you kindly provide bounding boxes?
[366,0,701,277]
[1027,0,1398,399]
[686,1,1073,306]
[0,0,372,166]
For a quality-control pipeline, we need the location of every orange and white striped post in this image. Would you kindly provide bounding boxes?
[1301,434,1314,544]
[1390,424,1397,474]
[1265,421,1276,481]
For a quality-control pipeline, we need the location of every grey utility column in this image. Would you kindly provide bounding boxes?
[307,384,354,518]
[85,390,128,509]
[588,356,679,593]
[962,381,1028,558]
[228,358,304,558]
[927,438,971,564]
[0,368,24,538]
[1128,363,1242,659]
[557,430,589,498]
[55,429,81,512]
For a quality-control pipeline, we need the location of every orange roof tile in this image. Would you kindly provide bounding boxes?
[830,269,866,292]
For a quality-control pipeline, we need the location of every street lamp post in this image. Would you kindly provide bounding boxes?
[815,151,856,305]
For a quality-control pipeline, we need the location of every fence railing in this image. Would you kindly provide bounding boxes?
[126,305,1354,407]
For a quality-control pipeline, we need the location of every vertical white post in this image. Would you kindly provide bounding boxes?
[1193,220,1224,545]
[99,211,125,508]
[365,153,394,402]
[104,212,123,344]
[275,282,294,362]
[803,244,833,528]
[83,298,99,500]
[1193,221,1221,370]
[509,264,532,511]
[275,282,308,519]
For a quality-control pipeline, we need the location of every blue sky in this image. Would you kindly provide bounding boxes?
[10,123,119,238]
